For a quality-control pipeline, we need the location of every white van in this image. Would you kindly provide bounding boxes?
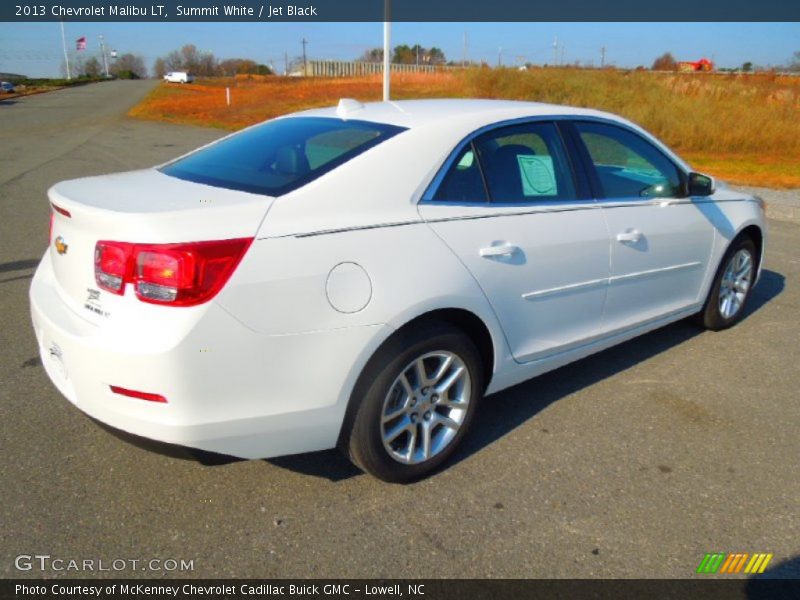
[163,71,193,83]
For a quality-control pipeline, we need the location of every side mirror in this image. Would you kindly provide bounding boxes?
[688,172,715,196]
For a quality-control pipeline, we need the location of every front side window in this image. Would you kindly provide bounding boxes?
[161,117,405,196]
[575,121,684,199]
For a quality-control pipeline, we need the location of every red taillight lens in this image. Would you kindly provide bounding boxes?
[135,250,193,303]
[95,241,133,294]
[94,238,252,306]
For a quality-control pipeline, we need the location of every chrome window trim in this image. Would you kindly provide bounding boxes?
[419,115,694,207]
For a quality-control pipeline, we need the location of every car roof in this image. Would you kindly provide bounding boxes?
[292,98,622,130]
[286,97,691,183]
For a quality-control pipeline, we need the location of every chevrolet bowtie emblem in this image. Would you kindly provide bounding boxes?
[54,236,69,255]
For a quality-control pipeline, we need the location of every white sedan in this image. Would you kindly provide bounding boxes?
[30,99,766,481]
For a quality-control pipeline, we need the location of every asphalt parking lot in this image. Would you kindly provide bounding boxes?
[1,81,798,579]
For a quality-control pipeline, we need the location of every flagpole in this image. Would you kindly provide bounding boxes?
[99,34,109,77]
[59,20,71,80]
[382,0,390,101]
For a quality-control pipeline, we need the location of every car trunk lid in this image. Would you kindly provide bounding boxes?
[47,168,272,323]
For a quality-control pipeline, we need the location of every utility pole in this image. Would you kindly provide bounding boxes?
[498,47,502,67]
[284,51,288,75]
[301,38,308,75]
[552,36,558,67]
[463,31,467,67]
[383,0,391,101]
[99,34,109,77]
[59,20,71,80]
[600,46,606,68]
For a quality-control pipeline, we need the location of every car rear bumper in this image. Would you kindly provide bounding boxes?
[29,252,390,459]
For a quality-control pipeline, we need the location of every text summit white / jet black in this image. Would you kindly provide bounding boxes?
[31,99,766,482]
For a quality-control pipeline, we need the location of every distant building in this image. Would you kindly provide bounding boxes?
[677,58,714,72]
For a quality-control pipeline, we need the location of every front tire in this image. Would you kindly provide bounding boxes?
[345,322,484,483]
[698,237,757,330]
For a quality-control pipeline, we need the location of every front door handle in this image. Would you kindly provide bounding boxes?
[480,243,518,258]
[616,230,643,243]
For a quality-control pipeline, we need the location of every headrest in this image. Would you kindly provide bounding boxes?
[492,144,535,162]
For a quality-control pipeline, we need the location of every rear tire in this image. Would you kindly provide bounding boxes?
[697,237,757,331]
[344,322,484,483]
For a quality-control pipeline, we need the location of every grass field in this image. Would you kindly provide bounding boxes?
[129,69,800,188]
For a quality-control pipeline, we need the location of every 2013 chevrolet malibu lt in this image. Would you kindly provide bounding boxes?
[30,99,766,482]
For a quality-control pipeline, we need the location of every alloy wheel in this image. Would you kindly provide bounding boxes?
[718,249,753,319]
[380,351,471,465]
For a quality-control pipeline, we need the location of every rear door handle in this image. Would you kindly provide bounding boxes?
[479,243,518,258]
[616,230,642,243]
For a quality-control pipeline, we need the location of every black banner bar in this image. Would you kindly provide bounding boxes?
[3,0,800,23]
[4,579,800,600]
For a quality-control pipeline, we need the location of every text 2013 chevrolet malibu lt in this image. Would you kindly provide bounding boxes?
[30,99,766,482]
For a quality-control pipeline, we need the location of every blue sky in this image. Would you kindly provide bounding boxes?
[1,22,798,77]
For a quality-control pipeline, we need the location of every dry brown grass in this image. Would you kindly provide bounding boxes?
[130,69,800,188]
[130,72,457,129]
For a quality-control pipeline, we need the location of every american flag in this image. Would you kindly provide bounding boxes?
[76,37,86,51]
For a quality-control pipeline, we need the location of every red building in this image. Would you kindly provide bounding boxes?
[677,58,714,72]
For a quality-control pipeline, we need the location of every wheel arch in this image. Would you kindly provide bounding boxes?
[737,224,763,268]
[707,222,765,291]
[336,307,498,448]
[699,221,764,316]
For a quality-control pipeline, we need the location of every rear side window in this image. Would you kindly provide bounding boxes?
[475,122,576,202]
[161,117,405,196]
[433,121,576,203]
[433,144,488,203]
[575,121,684,199]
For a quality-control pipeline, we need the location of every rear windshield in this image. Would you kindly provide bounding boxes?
[160,117,406,196]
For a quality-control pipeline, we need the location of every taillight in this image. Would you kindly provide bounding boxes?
[135,250,190,302]
[94,238,252,306]
[95,241,133,293]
